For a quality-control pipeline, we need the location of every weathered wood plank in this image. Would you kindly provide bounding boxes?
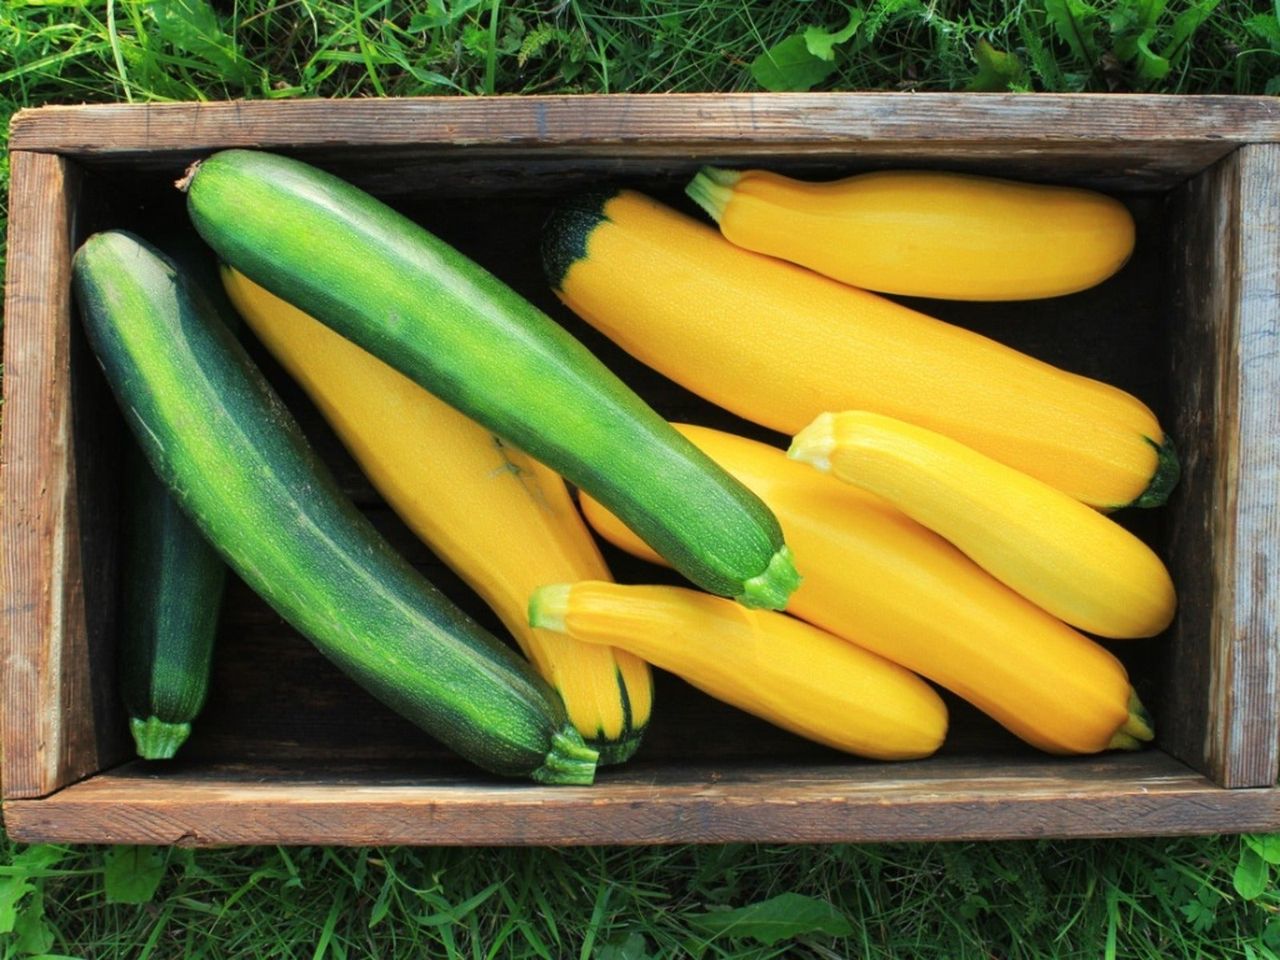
[0,153,99,799]
[1221,144,1280,786]
[1,147,1240,197]
[12,94,1280,157]
[1165,144,1280,788]
[7,753,1279,846]
[13,94,1280,193]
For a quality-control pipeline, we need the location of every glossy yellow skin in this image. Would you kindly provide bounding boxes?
[222,270,652,757]
[790,412,1177,640]
[557,190,1164,509]
[693,168,1136,301]
[578,424,1151,755]
[530,581,947,761]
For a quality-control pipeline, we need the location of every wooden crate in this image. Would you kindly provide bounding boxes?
[4,94,1280,846]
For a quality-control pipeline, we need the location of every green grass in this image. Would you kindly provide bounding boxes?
[4,1,1280,957]
[4,834,1280,958]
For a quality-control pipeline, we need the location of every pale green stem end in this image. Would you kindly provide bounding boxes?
[528,583,572,632]
[685,167,741,224]
[787,412,838,474]
[131,716,192,760]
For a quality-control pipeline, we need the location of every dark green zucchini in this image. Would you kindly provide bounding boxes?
[181,149,800,610]
[119,441,227,759]
[73,230,597,785]
[117,236,236,761]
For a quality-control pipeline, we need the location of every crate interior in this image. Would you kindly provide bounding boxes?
[66,149,1183,788]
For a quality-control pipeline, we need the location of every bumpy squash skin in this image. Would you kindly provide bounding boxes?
[73,230,596,784]
[543,190,1177,511]
[789,411,1177,640]
[183,150,798,610]
[686,167,1137,301]
[578,424,1153,756]
[530,581,948,761]
[119,441,227,759]
[221,269,652,763]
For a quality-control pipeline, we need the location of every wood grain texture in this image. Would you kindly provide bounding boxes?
[1219,144,1280,787]
[7,753,1280,846]
[1,153,94,799]
[1164,145,1280,788]
[12,94,1280,151]
[10,94,1280,191]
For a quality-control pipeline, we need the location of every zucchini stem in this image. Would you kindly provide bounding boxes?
[174,160,202,194]
[737,545,803,610]
[685,167,741,224]
[130,716,192,760]
[532,728,599,785]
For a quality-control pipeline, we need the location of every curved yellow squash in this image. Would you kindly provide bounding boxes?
[686,167,1136,301]
[546,190,1176,510]
[529,581,947,761]
[790,411,1177,640]
[222,269,652,762]
[578,424,1153,755]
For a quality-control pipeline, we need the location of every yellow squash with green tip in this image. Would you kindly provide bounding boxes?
[222,269,652,763]
[529,580,948,761]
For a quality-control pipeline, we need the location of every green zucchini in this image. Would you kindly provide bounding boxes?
[73,230,597,785]
[119,441,227,759]
[117,237,237,761]
[181,149,800,610]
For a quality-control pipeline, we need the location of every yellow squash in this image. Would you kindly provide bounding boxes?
[529,581,947,761]
[222,269,652,763]
[545,190,1176,510]
[790,411,1177,640]
[578,424,1153,755]
[686,167,1136,301]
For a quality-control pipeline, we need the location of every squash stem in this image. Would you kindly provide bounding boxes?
[685,167,741,224]
[130,716,192,760]
[1124,690,1155,741]
[529,583,572,633]
[532,728,599,785]
[1129,435,1181,509]
[737,545,802,611]
[786,412,838,474]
